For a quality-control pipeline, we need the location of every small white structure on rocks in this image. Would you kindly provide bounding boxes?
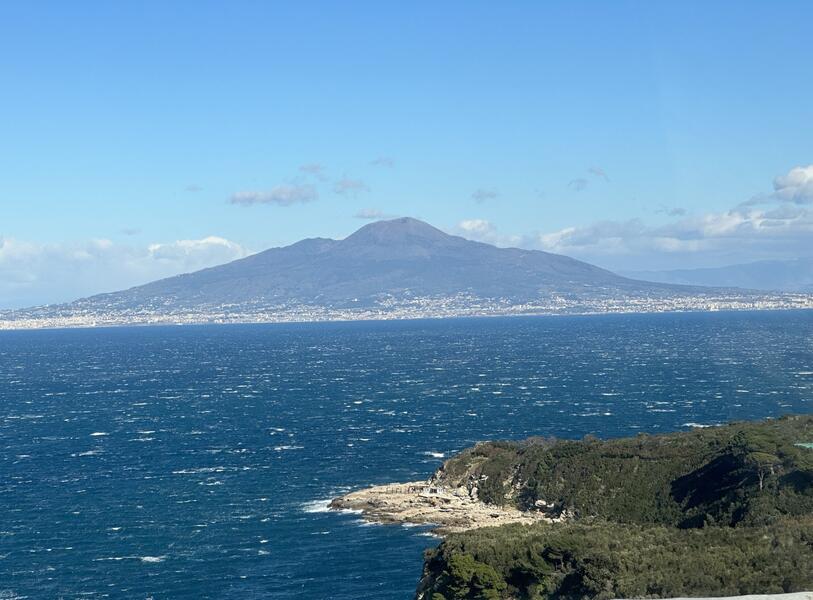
[410,484,446,496]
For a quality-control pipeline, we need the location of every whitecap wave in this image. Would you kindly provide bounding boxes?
[422,451,445,458]
[72,449,103,457]
[300,499,333,513]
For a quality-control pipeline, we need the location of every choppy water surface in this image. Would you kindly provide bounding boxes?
[1,311,812,599]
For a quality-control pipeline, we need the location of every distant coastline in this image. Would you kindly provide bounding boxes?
[2,292,812,331]
[5,218,813,332]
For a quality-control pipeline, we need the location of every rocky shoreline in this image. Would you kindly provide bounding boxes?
[330,486,813,600]
[329,480,555,534]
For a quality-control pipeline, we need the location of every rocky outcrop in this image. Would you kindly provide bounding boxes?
[330,480,555,534]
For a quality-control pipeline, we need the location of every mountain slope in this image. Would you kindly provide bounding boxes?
[80,217,684,311]
[623,258,813,293]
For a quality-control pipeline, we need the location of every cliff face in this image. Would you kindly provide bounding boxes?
[417,415,813,600]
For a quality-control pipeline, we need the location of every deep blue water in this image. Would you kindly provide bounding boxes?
[1,311,812,599]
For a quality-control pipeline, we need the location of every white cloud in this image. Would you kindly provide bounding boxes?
[370,156,395,168]
[0,236,250,308]
[299,163,328,181]
[471,188,498,203]
[569,167,610,191]
[655,206,687,217]
[773,164,813,204]
[455,219,522,247]
[568,178,589,191]
[333,177,369,196]
[458,219,495,236]
[354,208,395,220]
[230,185,318,206]
[148,236,248,264]
[535,206,813,269]
[528,163,813,269]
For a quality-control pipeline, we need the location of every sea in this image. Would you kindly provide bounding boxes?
[1,310,812,599]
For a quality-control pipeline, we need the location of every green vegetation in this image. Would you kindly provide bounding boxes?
[420,517,813,600]
[418,415,813,599]
[433,414,813,527]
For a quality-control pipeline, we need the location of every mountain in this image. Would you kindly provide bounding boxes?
[74,217,683,310]
[5,218,808,329]
[623,258,813,292]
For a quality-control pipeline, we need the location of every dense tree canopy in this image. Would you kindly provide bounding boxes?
[418,415,813,599]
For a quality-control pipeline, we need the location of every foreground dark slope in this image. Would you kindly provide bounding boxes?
[418,415,813,599]
[81,218,688,310]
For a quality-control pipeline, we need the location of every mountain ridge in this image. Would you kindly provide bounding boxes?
[79,217,671,310]
[4,217,811,329]
[623,258,813,293]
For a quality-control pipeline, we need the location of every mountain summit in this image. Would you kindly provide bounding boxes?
[334,217,464,259]
[6,217,805,328]
[84,217,671,311]
[344,217,451,246]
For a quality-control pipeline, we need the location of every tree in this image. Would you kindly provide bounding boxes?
[440,553,508,600]
[746,451,781,491]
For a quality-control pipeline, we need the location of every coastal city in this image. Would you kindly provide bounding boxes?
[2,290,812,330]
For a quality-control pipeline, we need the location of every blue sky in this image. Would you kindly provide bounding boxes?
[1,1,812,306]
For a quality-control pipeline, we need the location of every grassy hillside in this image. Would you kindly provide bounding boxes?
[418,415,813,599]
